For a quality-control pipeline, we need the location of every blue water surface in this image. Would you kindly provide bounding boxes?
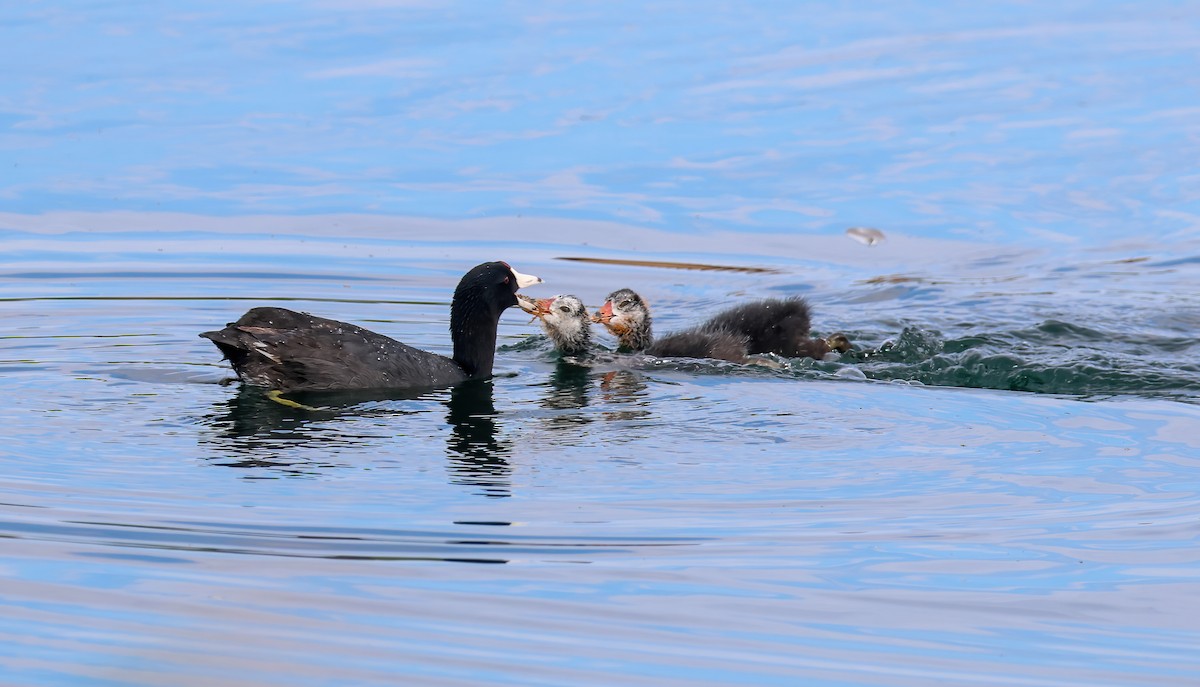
[5,1,1200,241]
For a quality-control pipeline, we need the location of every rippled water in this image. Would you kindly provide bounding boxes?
[4,2,1200,686]
[4,225,1199,686]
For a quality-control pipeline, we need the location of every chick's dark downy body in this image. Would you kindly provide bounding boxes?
[703,296,849,359]
[593,288,750,363]
[594,290,850,363]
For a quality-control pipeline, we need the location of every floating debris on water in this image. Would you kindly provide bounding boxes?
[860,274,927,284]
[846,226,886,246]
[556,257,778,274]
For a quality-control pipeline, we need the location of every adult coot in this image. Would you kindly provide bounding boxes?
[702,296,852,359]
[200,261,541,391]
[517,294,593,357]
[592,288,749,362]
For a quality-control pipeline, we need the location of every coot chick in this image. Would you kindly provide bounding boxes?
[702,296,852,359]
[200,261,541,391]
[517,293,592,357]
[592,288,749,363]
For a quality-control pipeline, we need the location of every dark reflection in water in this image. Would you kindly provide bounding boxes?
[538,362,593,433]
[198,387,367,475]
[444,379,511,498]
[598,369,652,423]
[532,357,655,434]
[543,362,591,410]
[190,361,658,495]
[199,383,516,497]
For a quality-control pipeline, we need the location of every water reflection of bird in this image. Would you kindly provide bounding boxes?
[444,379,512,498]
[594,289,851,361]
[198,386,415,474]
[200,261,541,391]
[198,382,513,498]
[598,369,652,424]
[530,361,595,435]
[542,361,592,411]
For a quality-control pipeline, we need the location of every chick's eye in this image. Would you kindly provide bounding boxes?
[559,305,571,313]
[618,300,631,308]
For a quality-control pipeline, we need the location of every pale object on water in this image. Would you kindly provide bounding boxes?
[846,226,886,246]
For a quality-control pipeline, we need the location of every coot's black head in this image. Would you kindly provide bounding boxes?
[453,261,541,312]
[450,261,542,377]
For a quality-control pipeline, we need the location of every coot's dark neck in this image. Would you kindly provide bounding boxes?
[450,295,502,378]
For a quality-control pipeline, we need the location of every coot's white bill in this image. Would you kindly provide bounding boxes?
[511,267,543,289]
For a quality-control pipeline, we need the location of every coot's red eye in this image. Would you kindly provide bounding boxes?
[503,276,510,284]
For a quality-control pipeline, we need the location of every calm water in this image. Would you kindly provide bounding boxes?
[3,2,1200,686]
